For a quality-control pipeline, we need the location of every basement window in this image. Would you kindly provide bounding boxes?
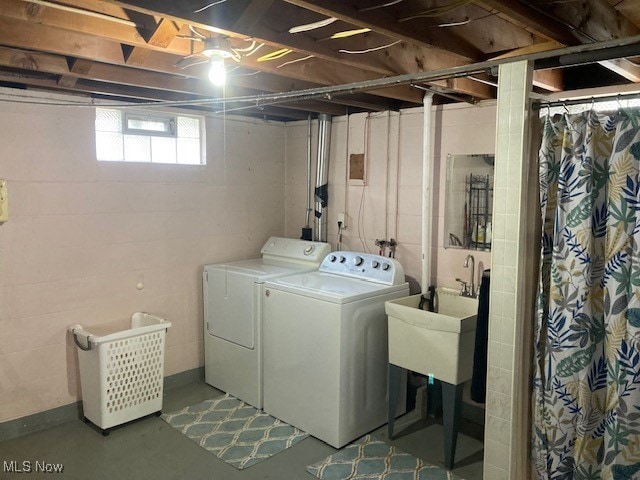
[95,108,205,165]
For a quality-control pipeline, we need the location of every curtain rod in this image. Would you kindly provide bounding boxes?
[533,91,640,110]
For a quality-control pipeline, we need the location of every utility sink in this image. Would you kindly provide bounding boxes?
[385,289,479,385]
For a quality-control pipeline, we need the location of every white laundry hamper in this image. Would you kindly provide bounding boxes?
[69,313,171,436]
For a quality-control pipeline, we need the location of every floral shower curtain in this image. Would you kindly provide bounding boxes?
[534,109,640,480]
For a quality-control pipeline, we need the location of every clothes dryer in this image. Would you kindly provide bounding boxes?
[203,237,330,408]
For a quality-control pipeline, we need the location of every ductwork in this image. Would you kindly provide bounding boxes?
[314,114,332,242]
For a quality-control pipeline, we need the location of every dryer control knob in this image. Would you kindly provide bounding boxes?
[353,256,364,266]
[372,260,380,268]
[339,256,346,263]
[382,263,391,271]
[329,254,337,262]
[304,245,315,255]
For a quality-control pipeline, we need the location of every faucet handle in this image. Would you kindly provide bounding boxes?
[455,278,468,295]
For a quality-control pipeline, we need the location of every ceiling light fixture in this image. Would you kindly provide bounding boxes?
[200,37,238,86]
[208,58,226,86]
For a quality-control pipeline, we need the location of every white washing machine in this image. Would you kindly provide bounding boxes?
[203,237,331,409]
[262,251,409,448]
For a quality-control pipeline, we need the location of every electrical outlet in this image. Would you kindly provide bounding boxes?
[0,179,7,223]
[337,212,346,228]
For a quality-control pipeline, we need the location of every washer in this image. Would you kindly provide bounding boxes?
[262,251,409,448]
[203,237,331,409]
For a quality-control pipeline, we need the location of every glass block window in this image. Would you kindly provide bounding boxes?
[95,108,205,164]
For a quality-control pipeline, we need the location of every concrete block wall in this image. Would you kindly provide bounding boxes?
[284,103,495,291]
[0,89,285,423]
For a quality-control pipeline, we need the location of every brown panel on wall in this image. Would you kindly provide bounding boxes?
[349,153,365,181]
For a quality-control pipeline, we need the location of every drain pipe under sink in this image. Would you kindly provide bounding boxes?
[421,93,434,295]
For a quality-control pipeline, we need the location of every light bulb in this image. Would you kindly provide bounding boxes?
[208,58,226,86]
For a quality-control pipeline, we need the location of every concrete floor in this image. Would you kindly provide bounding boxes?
[0,382,484,479]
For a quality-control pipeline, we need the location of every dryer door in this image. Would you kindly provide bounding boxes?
[205,268,255,349]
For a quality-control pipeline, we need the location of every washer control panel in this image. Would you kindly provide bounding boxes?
[320,251,405,285]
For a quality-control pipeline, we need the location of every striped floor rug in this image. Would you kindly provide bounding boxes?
[306,435,463,480]
[162,394,308,469]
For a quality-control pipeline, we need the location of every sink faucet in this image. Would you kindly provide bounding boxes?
[463,254,475,297]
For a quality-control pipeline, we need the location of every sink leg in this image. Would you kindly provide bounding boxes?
[442,381,463,470]
[388,363,404,440]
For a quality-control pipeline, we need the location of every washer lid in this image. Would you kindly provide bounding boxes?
[265,271,408,304]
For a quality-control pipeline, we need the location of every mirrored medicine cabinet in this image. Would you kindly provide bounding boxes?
[444,153,494,251]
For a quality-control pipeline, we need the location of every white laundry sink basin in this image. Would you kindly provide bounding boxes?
[385,289,479,385]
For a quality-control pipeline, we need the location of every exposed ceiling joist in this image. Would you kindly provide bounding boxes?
[491,41,565,91]
[281,0,482,60]
[0,6,424,104]
[0,46,354,116]
[225,70,400,112]
[98,0,494,99]
[477,0,640,83]
[231,0,275,32]
[1,0,640,120]
[57,58,94,87]
[0,69,316,120]
[3,1,435,103]
[475,0,576,44]
[125,17,180,65]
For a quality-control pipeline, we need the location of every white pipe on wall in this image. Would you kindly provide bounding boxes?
[421,93,434,294]
[314,113,332,242]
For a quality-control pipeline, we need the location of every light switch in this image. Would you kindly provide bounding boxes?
[0,179,8,223]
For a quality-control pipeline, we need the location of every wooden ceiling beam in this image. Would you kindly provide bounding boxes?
[98,0,494,99]
[125,18,180,66]
[57,58,94,87]
[531,69,564,92]
[95,0,400,76]
[280,0,482,60]
[232,0,276,31]
[476,0,640,83]
[604,0,640,28]
[226,71,400,111]
[0,5,428,103]
[7,0,151,49]
[0,46,350,115]
[0,45,211,94]
[599,59,640,83]
[0,70,317,121]
[0,70,192,101]
[540,0,640,83]
[474,0,576,44]
[0,15,125,64]
[549,0,640,42]
[225,55,424,102]
[490,41,565,91]
[3,0,495,103]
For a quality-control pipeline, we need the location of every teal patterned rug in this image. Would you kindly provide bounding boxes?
[161,394,308,469]
[307,435,463,480]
